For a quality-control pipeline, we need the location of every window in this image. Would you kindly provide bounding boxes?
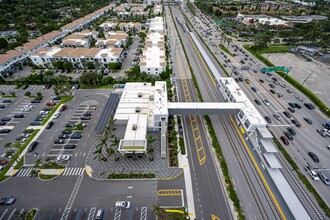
[238,110,244,120]
[103,58,106,62]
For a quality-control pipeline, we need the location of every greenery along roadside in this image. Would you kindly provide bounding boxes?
[272,136,330,217]
[171,6,245,219]
[0,130,40,182]
[243,45,275,67]
[26,209,37,220]
[219,44,233,56]
[38,174,57,180]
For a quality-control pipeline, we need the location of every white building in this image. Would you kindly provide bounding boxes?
[282,15,328,23]
[118,22,142,33]
[30,46,124,68]
[237,13,291,27]
[96,32,128,48]
[100,22,118,32]
[61,34,90,48]
[114,82,168,155]
[143,0,162,6]
[153,5,163,15]
[146,17,164,32]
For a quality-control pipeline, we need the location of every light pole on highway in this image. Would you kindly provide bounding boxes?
[300,71,314,88]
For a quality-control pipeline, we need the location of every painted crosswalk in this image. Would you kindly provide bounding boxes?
[0,85,16,91]
[62,167,85,176]
[15,168,33,177]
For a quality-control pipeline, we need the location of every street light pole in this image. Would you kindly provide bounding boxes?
[300,71,313,88]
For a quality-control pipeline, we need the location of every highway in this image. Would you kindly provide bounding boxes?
[170,2,330,219]
[165,7,233,220]
[188,3,330,208]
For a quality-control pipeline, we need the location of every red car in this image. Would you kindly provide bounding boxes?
[59,105,67,112]
[280,136,289,145]
[46,102,56,106]
[0,159,8,165]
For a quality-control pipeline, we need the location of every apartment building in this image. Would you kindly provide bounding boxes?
[144,0,162,6]
[153,5,163,15]
[118,22,142,33]
[96,32,128,48]
[146,17,164,32]
[100,22,118,32]
[61,34,90,48]
[30,46,124,68]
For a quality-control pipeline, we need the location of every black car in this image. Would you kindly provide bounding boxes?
[251,87,257,92]
[288,107,295,113]
[65,122,75,128]
[1,118,11,122]
[22,85,29,90]
[270,89,276,94]
[30,122,40,126]
[269,84,275,88]
[64,144,77,149]
[0,105,5,108]
[283,111,291,118]
[264,116,272,123]
[53,96,61,101]
[294,103,302,109]
[259,79,264,83]
[0,196,16,205]
[58,134,70,139]
[255,99,261,105]
[303,117,312,124]
[304,103,315,109]
[31,99,41,103]
[235,78,239,82]
[0,129,11,133]
[284,131,293,141]
[0,121,6,126]
[70,133,82,139]
[287,127,296,136]
[80,116,90,120]
[54,139,66,144]
[291,119,301,127]
[83,112,92,117]
[27,141,38,152]
[288,103,295,108]
[46,121,54,129]
[13,114,24,118]
[238,77,243,82]
[308,152,319,162]
[62,130,73,134]
[2,99,12,103]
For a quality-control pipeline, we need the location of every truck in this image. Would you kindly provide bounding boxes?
[323,122,330,129]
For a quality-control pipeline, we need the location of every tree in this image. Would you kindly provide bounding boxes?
[215,9,222,17]
[53,60,64,70]
[36,92,43,99]
[86,62,95,69]
[24,91,31,97]
[3,142,19,163]
[10,91,16,97]
[63,61,73,71]
[253,31,273,51]
[93,146,106,161]
[0,38,8,49]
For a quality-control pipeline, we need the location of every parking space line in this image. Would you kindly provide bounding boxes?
[0,209,8,220]
[7,209,16,220]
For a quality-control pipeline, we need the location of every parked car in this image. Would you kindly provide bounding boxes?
[115,201,131,209]
[56,155,70,163]
[291,119,301,127]
[286,88,292,93]
[80,116,90,120]
[64,144,77,149]
[0,105,5,108]
[288,103,295,108]
[308,152,319,162]
[54,139,66,144]
[46,121,54,129]
[259,79,264,83]
[65,122,75,128]
[0,196,16,205]
[2,99,12,103]
[304,103,315,109]
[305,165,320,181]
[251,87,257,92]
[263,99,270,106]
[269,83,275,88]
[0,121,6,126]
[270,89,276,94]
[318,172,330,185]
[83,112,92,116]
[273,113,281,121]
[59,105,67,112]
[30,122,40,126]
[31,99,41,103]
[284,131,293,141]
[277,93,283,98]
[294,103,302,109]
[296,96,303,101]
[13,114,24,118]
[317,129,328,137]
[1,118,11,122]
[58,134,70,139]
[27,141,38,152]
[280,136,289,145]
[62,130,72,134]
[303,118,312,124]
[70,134,82,139]
[245,79,250,84]
[53,112,61,119]
[0,159,8,165]
[264,116,272,123]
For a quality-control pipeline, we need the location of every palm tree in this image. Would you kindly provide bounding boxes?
[106,147,115,159]
[3,142,19,163]
[110,136,121,148]
[105,118,117,136]
[146,135,156,160]
[93,146,106,161]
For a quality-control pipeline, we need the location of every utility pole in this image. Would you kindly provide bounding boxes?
[300,71,313,88]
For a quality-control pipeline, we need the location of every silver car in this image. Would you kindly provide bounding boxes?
[318,172,330,185]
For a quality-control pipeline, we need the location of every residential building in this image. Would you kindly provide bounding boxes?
[30,46,124,68]
[61,34,90,48]
[0,31,18,38]
[0,50,25,78]
[146,17,164,32]
[100,22,118,32]
[144,0,162,6]
[96,32,128,48]
[153,5,163,15]
[118,22,142,33]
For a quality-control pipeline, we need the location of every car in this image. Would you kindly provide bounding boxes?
[54,139,66,144]
[294,103,302,109]
[283,111,291,118]
[288,107,295,113]
[266,72,272,76]
[280,136,289,145]
[273,113,281,121]
[31,99,41,103]
[238,77,243,82]
[83,112,92,116]
[65,122,75,128]
[308,152,319,162]
[259,79,264,83]
[0,196,16,205]
[304,165,320,181]
[251,87,257,92]
[95,209,104,220]
[288,103,295,108]
[0,121,6,126]
[13,114,24,118]
[263,99,270,106]
[266,78,271,82]
[16,137,27,142]
[22,85,29,90]
[304,103,315,109]
[115,201,131,209]
[2,99,12,103]
[61,130,73,134]
[279,82,286,88]
[64,144,77,149]
[27,141,38,152]
[269,83,275,88]
[291,119,301,127]
[34,117,43,121]
[284,131,293,140]
[303,117,312,124]
[235,78,239,82]
[255,99,261,105]
[39,110,49,115]
[287,127,296,136]
[80,116,90,120]
[30,122,40,126]
[56,155,71,163]
[46,121,54,129]
[245,79,250,84]
[264,116,272,123]
[20,133,31,138]
[317,129,327,137]
[286,88,292,93]
[59,105,67,112]
[318,172,330,185]
[277,93,283,98]
[270,89,276,94]
[70,134,82,139]
[1,117,11,122]
[72,84,80,89]
[53,97,61,101]
[53,112,61,119]
[58,134,70,139]
[296,96,303,101]
[46,102,56,106]
[0,105,5,108]
[0,159,8,165]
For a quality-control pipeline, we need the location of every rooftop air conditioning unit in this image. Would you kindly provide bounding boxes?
[149,95,154,101]
[132,124,137,130]
[138,92,142,97]
[135,107,140,113]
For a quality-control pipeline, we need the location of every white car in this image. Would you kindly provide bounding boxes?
[115,201,131,209]
[295,96,303,101]
[53,112,61,119]
[263,99,270,106]
[305,165,320,181]
[56,155,71,163]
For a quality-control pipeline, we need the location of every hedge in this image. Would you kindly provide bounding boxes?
[108,172,156,179]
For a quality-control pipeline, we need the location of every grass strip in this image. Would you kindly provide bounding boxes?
[0,129,40,182]
[40,95,73,125]
[273,136,330,217]
[38,174,57,180]
[219,44,233,57]
[258,45,289,54]
[243,45,275,67]
[14,157,24,170]
[179,137,185,155]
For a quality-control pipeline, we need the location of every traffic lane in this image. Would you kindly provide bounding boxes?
[0,176,75,210]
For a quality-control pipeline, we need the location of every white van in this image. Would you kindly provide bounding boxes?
[95,209,103,220]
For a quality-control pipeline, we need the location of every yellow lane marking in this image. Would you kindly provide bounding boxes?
[211,214,221,220]
[158,189,182,196]
[188,30,286,220]
[230,116,286,220]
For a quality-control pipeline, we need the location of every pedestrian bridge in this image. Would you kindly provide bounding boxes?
[167,102,245,115]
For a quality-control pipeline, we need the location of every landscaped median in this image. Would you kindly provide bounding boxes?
[0,129,40,182]
[40,95,73,126]
[26,208,38,220]
[108,172,156,179]
[219,44,233,57]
